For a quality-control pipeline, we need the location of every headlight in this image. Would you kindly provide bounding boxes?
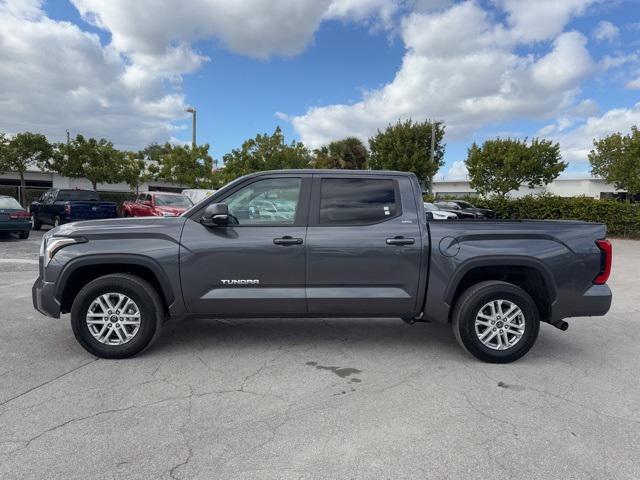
[42,236,85,266]
[161,211,175,216]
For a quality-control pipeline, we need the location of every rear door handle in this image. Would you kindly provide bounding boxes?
[386,236,415,246]
[273,236,303,246]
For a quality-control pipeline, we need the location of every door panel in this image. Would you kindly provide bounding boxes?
[305,175,422,316]
[179,175,310,315]
[180,224,307,314]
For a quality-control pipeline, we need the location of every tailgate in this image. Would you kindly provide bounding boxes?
[68,202,118,220]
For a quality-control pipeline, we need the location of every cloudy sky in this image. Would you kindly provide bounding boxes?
[0,0,639,178]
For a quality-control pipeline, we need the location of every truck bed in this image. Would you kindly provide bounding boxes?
[424,219,609,324]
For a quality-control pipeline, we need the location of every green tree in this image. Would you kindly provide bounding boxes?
[368,120,445,189]
[465,138,566,198]
[312,137,368,169]
[53,135,125,190]
[222,127,311,182]
[0,132,53,206]
[156,143,215,188]
[120,153,148,194]
[589,126,640,202]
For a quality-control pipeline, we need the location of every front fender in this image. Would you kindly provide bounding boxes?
[55,253,176,306]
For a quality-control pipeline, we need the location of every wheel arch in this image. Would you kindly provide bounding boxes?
[446,256,557,323]
[57,254,174,314]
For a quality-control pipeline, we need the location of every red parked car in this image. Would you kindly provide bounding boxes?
[121,192,193,218]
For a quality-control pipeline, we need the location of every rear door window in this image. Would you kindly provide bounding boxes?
[319,178,400,225]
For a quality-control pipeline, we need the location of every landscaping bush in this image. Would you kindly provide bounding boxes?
[473,195,640,238]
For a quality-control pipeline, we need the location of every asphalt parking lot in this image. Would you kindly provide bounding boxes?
[1,230,639,480]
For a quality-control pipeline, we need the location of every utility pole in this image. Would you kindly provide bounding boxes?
[66,129,70,144]
[185,107,196,149]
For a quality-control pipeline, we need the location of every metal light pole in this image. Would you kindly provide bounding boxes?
[185,107,196,149]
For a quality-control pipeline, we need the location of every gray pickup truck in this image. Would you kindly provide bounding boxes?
[32,170,612,363]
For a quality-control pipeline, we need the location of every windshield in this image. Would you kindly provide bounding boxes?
[57,190,100,202]
[0,197,23,209]
[456,201,475,209]
[437,202,460,210]
[155,195,193,207]
[423,202,438,211]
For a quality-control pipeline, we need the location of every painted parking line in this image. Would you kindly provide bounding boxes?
[0,259,39,264]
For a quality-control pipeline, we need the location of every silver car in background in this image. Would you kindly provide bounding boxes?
[424,202,457,220]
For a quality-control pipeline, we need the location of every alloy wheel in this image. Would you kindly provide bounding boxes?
[86,293,141,345]
[474,299,525,350]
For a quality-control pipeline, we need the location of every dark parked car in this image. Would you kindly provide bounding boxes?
[30,188,118,229]
[33,170,612,363]
[435,200,495,219]
[0,195,31,239]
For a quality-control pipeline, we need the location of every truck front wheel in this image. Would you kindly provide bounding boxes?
[70,274,164,359]
[451,281,540,363]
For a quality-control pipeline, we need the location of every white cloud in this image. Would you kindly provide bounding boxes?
[0,1,186,149]
[0,0,396,149]
[324,0,398,27]
[593,20,619,42]
[550,103,640,163]
[497,0,600,42]
[71,0,397,65]
[627,76,640,89]
[445,160,469,180]
[292,1,595,148]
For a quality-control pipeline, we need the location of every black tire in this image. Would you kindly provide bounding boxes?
[31,214,42,230]
[451,280,540,363]
[70,274,164,359]
[18,230,30,239]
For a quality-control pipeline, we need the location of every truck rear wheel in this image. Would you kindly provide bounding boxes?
[451,281,540,363]
[70,274,163,359]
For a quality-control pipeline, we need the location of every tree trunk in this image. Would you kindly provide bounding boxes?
[20,172,26,207]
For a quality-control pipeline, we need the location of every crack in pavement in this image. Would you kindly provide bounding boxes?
[2,394,192,455]
[168,387,195,480]
[0,358,99,408]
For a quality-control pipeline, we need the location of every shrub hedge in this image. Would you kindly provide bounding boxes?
[472,195,640,238]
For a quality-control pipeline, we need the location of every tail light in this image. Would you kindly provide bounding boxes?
[64,202,72,215]
[9,211,30,220]
[594,239,612,285]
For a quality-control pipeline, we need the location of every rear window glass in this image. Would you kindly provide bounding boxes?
[57,190,100,202]
[0,197,23,209]
[319,178,399,225]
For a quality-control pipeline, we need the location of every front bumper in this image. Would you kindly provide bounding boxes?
[32,277,60,318]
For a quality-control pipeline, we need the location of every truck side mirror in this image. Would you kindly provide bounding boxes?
[201,203,230,227]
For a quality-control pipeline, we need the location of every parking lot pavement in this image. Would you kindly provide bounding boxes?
[0,231,639,480]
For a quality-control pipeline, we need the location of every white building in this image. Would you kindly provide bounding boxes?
[0,169,183,203]
[432,174,621,199]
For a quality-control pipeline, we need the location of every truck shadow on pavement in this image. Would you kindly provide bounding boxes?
[154,317,455,352]
[146,317,580,361]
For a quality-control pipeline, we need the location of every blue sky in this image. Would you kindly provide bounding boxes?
[2,0,640,178]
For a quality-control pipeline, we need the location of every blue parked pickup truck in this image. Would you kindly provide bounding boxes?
[30,188,118,229]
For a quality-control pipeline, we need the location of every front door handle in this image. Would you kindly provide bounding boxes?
[273,236,303,246]
[386,236,415,246]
